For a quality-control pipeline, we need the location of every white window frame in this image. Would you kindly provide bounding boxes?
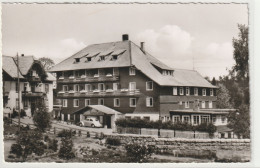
[193,115,200,125]
[146,81,153,91]
[173,87,177,95]
[85,99,90,106]
[114,98,120,107]
[185,101,189,108]
[186,87,190,95]
[146,97,153,107]
[209,101,213,108]
[182,115,190,123]
[129,98,137,107]
[194,88,198,96]
[179,101,182,105]
[62,99,67,107]
[201,101,206,108]
[179,87,184,95]
[74,84,80,92]
[98,83,105,91]
[73,99,79,107]
[210,89,214,96]
[129,82,136,91]
[85,84,92,92]
[162,70,167,76]
[129,67,136,76]
[63,85,68,92]
[98,98,104,105]
[173,115,181,123]
[201,115,210,124]
[113,83,119,91]
[202,88,206,96]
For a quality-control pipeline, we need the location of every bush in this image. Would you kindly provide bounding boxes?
[33,102,51,132]
[106,137,121,146]
[125,143,155,162]
[57,129,73,138]
[196,123,217,137]
[11,110,18,118]
[58,137,75,160]
[48,138,58,152]
[20,109,27,118]
[4,117,12,125]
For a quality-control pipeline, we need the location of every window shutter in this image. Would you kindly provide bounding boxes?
[146,97,149,106]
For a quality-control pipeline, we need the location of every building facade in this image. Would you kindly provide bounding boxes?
[3,55,55,117]
[50,35,231,127]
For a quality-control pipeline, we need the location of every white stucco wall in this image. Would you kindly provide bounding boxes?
[124,113,159,121]
[4,81,24,111]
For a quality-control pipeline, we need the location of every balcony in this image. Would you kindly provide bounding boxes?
[57,89,140,98]
[28,76,41,82]
[22,91,45,97]
[58,75,119,83]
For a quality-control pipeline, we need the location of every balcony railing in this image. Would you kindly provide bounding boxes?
[28,76,41,82]
[22,91,45,97]
[58,75,119,83]
[57,89,140,98]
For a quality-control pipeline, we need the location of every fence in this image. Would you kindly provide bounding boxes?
[117,127,211,139]
[6,118,104,138]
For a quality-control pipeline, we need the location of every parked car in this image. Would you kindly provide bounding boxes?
[79,117,102,128]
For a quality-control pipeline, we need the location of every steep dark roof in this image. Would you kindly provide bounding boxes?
[14,56,37,75]
[2,56,24,79]
[49,40,216,88]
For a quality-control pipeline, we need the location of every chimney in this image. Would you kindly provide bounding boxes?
[193,99,200,111]
[140,42,145,53]
[122,34,129,41]
[21,54,24,57]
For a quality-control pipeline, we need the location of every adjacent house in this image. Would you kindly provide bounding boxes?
[2,55,55,117]
[49,34,234,128]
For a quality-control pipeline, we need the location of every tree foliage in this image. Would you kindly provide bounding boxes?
[216,83,233,109]
[10,130,45,161]
[39,57,55,70]
[33,101,52,132]
[58,137,75,160]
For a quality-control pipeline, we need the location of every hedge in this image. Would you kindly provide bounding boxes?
[115,118,216,134]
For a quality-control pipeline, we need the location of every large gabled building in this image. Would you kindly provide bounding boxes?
[49,35,231,128]
[2,55,55,117]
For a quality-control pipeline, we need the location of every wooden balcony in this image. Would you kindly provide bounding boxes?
[57,89,140,98]
[22,91,45,97]
[27,76,41,82]
[57,75,119,83]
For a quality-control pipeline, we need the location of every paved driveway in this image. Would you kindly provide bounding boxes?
[12,117,113,134]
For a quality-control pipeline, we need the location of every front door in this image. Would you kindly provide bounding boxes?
[106,115,111,128]
[31,98,36,116]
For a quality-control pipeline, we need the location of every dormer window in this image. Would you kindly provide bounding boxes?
[74,58,80,63]
[99,56,105,61]
[129,67,136,76]
[162,70,174,76]
[87,57,92,62]
[112,55,118,60]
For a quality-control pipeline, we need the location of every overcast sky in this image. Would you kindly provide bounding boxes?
[2,3,248,79]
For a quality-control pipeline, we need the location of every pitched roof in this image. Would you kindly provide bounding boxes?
[46,72,56,81]
[49,40,216,88]
[88,105,122,115]
[14,56,36,75]
[2,56,24,79]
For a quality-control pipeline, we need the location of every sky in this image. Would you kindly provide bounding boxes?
[2,3,248,79]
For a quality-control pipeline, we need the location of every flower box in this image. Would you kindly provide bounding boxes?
[94,74,99,78]
[106,73,113,77]
[69,76,75,79]
[106,89,114,93]
[93,89,100,93]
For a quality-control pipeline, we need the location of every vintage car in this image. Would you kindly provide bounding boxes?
[79,117,102,128]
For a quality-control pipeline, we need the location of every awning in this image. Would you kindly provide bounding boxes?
[72,105,121,116]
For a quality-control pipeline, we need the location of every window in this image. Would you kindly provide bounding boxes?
[87,57,92,62]
[112,55,118,60]
[73,99,79,107]
[162,70,167,76]
[85,99,90,106]
[194,88,198,96]
[100,56,105,61]
[98,98,104,105]
[173,115,181,123]
[193,115,200,125]
[45,84,49,92]
[179,101,182,105]
[146,97,153,107]
[173,87,177,95]
[182,116,190,123]
[85,84,92,92]
[24,83,28,92]
[129,82,136,91]
[16,98,19,110]
[185,101,189,108]
[146,81,153,91]
[202,88,206,96]
[130,98,136,107]
[210,89,214,96]
[23,99,28,108]
[62,99,67,107]
[113,83,119,91]
[113,67,119,76]
[75,70,80,78]
[63,85,68,92]
[221,116,226,123]
[186,87,190,95]
[201,101,205,108]
[212,116,216,123]
[201,115,210,123]
[74,84,80,92]
[179,87,184,95]
[98,83,105,91]
[114,98,120,107]
[75,58,80,63]
[209,101,213,108]
[143,116,150,121]
[129,67,136,75]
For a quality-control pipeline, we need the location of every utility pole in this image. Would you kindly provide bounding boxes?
[17,53,21,131]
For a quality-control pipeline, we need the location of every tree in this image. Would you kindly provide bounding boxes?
[216,83,233,109]
[39,57,55,70]
[10,130,45,161]
[33,101,52,132]
[58,137,75,160]
[211,77,216,86]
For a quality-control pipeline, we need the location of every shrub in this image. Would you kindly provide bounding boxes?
[48,138,58,152]
[106,137,121,146]
[125,143,155,162]
[4,117,12,125]
[20,109,27,118]
[10,130,45,162]
[33,102,51,132]
[57,129,73,138]
[11,110,18,118]
[58,137,75,160]
[196,123,217,137]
